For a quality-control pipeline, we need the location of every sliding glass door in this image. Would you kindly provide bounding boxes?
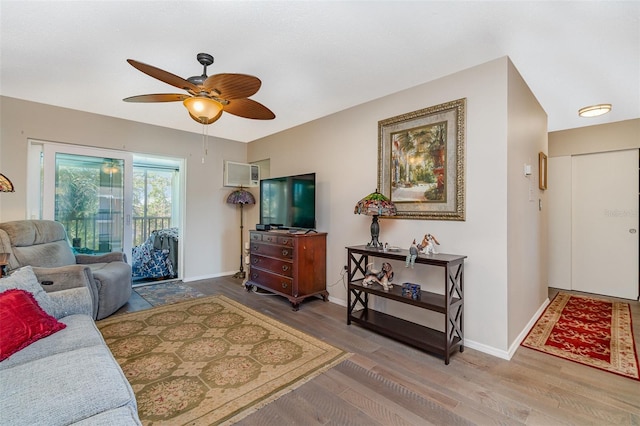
[42,144,133,259]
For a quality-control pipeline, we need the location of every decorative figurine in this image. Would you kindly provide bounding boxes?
[362,262,394,291]
[405,239,419,268]
[424,233,440,255]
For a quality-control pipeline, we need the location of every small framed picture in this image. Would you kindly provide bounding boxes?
[539,152,548,190]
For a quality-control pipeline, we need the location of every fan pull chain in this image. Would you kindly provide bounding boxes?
[201,121,209,164]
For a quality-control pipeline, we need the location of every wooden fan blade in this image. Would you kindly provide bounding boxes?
[224,98,275,120]
[127,59,200,93]
[204,73,261,99]
[123,94,190,103]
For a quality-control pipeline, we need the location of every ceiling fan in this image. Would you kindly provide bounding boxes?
[123,53,275,125]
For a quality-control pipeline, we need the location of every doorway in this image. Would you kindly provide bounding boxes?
[131,155,181,284]
[548,149,639,300]
[29,141,184,284]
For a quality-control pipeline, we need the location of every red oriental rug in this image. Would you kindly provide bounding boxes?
[522,292,639,380]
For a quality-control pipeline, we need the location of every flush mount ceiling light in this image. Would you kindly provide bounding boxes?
[578,104,612,118]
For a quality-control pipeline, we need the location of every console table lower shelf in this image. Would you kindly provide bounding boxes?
[348,306,462,360]
[347,281,463,364]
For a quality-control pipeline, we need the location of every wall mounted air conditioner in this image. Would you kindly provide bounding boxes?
[224,161,260,187]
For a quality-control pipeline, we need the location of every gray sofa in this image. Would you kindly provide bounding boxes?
[0,220,132,320]
[0,266,141,425]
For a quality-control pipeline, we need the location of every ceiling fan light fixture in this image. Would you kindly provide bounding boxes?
[578,103,612,118]
[183,97,223,122]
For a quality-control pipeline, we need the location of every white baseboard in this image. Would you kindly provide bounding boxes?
[328,296,347,307]
[506,297,550,359]
[463,339,511,360]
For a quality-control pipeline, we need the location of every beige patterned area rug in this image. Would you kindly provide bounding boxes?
[98,295,350,425]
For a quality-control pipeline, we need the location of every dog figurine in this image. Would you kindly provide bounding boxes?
[362,262,394,291]
[423,233,440,255]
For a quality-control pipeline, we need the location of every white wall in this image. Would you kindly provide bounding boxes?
[0,96,248,281]
[505,60,549,348]
[248,57,548,356]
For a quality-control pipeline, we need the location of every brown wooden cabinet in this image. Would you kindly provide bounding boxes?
[246,230,328,310]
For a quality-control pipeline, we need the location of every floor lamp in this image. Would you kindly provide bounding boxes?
[226,188,255,279]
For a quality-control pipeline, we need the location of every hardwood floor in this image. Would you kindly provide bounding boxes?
[115,278,640,425]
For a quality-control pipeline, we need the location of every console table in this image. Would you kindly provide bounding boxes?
[346,245,466,364]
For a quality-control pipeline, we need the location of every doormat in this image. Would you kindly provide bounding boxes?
[522,292,639,380]
[134,281,205,307]
[97,295,350,425]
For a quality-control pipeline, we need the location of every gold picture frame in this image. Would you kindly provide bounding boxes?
[539,152,548,190]
[377,98,466,220]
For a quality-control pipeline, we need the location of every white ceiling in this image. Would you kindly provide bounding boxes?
[1,1,638,143]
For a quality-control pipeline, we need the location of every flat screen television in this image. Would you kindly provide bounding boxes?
[259,173,316,230]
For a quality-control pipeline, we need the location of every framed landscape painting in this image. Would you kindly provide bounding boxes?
[377,98,466,220]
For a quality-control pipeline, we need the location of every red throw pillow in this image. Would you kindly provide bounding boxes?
[0,289,67,361]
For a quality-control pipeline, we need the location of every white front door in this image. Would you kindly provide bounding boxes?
[571,149,639,299]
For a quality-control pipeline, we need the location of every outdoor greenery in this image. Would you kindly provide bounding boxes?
[132,169,173,218]
[56,167,99,221]
[55,160,175,250]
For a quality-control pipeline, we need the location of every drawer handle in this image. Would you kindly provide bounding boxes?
[283,240,290,245]
[282,265,289,272]
[252,258,260,264]
[251,272,259,279]
[281,282,288,289]
[252,245,259,251]
[281,249,289,256]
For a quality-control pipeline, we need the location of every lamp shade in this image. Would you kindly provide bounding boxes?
[183,97,224,123]
[354,190,396,249]
[354,190,397,217]
[226,188,256,205]
[0,174,15,192]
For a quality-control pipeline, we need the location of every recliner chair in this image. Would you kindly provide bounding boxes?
[0,220,132,319]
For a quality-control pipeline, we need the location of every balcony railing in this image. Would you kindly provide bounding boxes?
[132,216,172,246]
[60,215,172,251]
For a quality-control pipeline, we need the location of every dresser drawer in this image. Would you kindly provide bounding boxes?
[261,233,278,244]
[254,232,294,247]
[278,236,294,246]
[250,255,293,277]
[250,242,293,259]
[248,268,293,295]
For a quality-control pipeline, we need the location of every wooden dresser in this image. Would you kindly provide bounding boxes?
[246,230,328,310]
